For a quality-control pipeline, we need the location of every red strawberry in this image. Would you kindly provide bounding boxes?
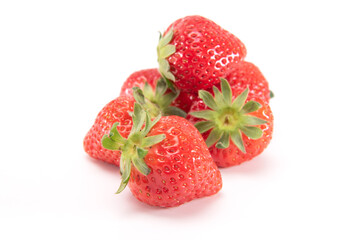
[188,79,273,168]
[102,103,222,207]
[84,71,189,166]
[83,96,134,166]
[157,15,247,92]
[120,68,198,112]
[224,61,271,103]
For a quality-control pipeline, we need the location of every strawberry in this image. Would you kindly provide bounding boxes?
[188,79,273,168]
[157,15,247,92]
[120,68,198,112]
[102,103,222,207]
[224,61,271,103]
[83,96,134,166]
[84,71,188,166]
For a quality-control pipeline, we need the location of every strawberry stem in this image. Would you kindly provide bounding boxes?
[157,28,177,92]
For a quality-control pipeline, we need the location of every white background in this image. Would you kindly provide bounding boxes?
[1,0,339,239]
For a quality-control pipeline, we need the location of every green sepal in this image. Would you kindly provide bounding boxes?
[158,29,173,49]
[159,91,178,108]
[159,45,176,59]
[137,147,149,159]
[164,77,177,93]
[240,126,263,139]
[220,78,232,105]
[132,82,186,118]
[116,154,131,194]
[205,128,224,148]
[190,78,268,152]
[212,86,224,105]
[241,101,262,114]
[159,59,175,81]
[129,103,146,136]
[132,87,146,105]
[142,82,154,99]
[162,106,187,118]
[116,180,129,194]
[132,148,151,176]
[216,132,230,149]
[230,130,246,153]
[154,77,168,98]
[155,78,179,107]
[141,134,166,148]
[144,114,161,135]
[102,103,166,194]
[270,90,274,99]
[194,121,215,134]
[101,123,127,151]
[189,110,216,121]
[157,28,176,83]
[242,115,267,126]
[231,87,249,110]
[141,111,152,137]
[101,135,122,151]
[120,154,131,183]
[198,90,218,110]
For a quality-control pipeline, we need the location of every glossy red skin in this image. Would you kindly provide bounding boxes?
[128,116,222,207]
[187,98,273,168]
[83,96,134,166]
[120,68,198,113]
[170,89,198,113]
[224,61,270,103]
[164,15,247,92]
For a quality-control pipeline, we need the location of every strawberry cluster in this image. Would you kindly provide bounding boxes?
[84,15,274,207]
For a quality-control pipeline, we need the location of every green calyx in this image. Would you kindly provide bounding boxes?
[133,77,186,118]
[190,78,267,153]
[157,28,177,91]
[101,103,166,193]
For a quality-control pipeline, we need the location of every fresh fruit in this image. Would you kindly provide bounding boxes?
[224,61,271,103]
[157,15,247,92]
[84,71,188,166]
[120,68,198,112]
[83,96,134,166]
[187,79,273,168]
[102,102,222,207]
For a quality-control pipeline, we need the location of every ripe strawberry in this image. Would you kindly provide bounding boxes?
[120,68,198,112]
[84,71,189,166]
[83,96,134,166]
[224,61,271,103]
[188,79,273,168]
[157,15,247,92]
[102,103,222,207]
